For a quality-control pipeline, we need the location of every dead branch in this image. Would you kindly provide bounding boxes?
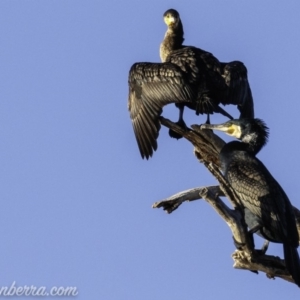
[154,116,300,286]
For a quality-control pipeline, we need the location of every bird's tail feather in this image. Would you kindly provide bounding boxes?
[212,104,233,120]
[238,86,254,119]
[283,243,300,287]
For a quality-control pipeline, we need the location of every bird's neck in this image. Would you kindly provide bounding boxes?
[222,138,262,157]
[241,131,265,155]
[160,22,184,62]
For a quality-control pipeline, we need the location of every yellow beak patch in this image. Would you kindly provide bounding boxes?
[164,16,175,26]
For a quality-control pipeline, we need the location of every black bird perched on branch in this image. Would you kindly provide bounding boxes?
[201,118,300,287]
[128,9,254,159]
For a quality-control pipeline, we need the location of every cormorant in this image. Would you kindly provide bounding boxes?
[201,118,300,286]
[128,9,254,159]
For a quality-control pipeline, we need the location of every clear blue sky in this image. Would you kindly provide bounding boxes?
[0,0,300,299]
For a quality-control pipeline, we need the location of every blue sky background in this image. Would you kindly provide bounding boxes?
[0,0,300,299]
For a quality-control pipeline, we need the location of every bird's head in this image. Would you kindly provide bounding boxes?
[163,9,181,28]
[201,118,269,152]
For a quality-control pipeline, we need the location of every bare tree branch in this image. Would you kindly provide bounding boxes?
[154,116,300,286]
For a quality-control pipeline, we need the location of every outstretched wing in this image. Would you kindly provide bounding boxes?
[128,62,195,159]
[221,61,254,118]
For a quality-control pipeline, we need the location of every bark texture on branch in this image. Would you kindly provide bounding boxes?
[153,116,300,286]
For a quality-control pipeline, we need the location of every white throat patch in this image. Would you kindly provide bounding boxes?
[242,132,256,143]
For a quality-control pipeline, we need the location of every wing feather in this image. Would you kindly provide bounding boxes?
[221,61,254,118]
[128,62,195,159]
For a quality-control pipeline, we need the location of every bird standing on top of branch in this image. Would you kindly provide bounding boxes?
[128,9,254,159]
[201,118,300,287]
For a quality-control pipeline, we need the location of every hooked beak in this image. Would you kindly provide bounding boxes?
[200,122,241,138]
[200,123,229,132]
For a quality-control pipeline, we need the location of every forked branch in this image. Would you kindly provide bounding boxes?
[153,116,300,286]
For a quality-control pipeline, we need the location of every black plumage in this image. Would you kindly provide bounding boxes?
[128,9,254,159]
[201,118,300,287]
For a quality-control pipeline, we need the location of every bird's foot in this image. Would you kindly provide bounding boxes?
[169,119,188,139]
[254,240,269,256]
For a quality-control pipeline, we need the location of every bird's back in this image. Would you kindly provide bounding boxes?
[221,145,299,246]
